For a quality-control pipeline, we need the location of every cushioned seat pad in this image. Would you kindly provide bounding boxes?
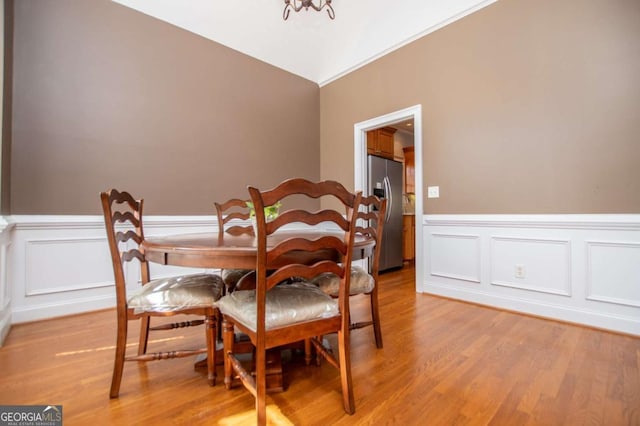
[128,273,224,313]
[216,281,338,331]
[222,268,253,288]
[311,265,374,297]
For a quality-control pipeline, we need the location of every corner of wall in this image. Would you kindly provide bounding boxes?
[0,216,12,346]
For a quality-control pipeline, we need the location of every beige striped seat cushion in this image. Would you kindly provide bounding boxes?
[311,266,374,297]
[216,281,339,331]
[221,269,253,289]
[128,273,224,313]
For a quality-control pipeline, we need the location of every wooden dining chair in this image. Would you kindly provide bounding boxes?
[216,178,362,425]
[312,194,387,348]
[214,198,254,293]
[101,189,224,398]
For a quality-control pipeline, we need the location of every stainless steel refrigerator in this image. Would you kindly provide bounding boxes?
[368,155,404,271]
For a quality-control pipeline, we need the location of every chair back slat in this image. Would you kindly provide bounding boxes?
[116,230,142,245]
[112,211,140,227]
[107,189,139,210]
[225,211,250,222]
[121,249,145,263]
[260,179,356,208]
[266,235,346,264]
[269,209,350,233]
[267,261,344,290]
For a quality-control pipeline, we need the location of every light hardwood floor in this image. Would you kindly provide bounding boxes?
[1,265,638,425]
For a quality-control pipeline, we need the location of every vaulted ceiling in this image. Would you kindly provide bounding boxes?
[113,0,496,86]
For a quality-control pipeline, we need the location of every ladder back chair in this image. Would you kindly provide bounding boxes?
[101,189,224,398]
[214,198,255,293]
[312,194,387,348]
[214,198,254,237]
[216,178,362,425]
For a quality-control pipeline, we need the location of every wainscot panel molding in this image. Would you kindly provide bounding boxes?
[1,217,13,346]
[430,233,481,283]
[422,214,640,336]
[7,215,219,324]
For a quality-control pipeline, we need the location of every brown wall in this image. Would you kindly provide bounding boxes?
[9,0,320,215]
[320,0,640,214]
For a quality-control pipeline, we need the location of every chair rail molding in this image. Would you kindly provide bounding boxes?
[421,214,640,336]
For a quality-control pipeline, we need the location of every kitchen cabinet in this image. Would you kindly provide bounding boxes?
[367,127,396,160]
[403,214,415,262]
[403,146,415,194]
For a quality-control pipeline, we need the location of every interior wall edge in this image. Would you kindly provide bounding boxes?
[0,213,12,346]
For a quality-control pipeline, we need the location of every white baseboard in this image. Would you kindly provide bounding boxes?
[0,304,10,347]
[423,279,640,336]
[10,294,117,324]
[421,214,640,336]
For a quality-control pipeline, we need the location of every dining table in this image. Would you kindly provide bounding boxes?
[140,228,375,392]
[141,229,375,270]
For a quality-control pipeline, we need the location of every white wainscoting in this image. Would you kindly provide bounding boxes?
[7,215,218,325]
[4,214,640,340]
[422,215,640,336]
[5,215,344,330]
[0,216,13,346]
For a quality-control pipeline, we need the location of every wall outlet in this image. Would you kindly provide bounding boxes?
[427,186,440,198]
[515,264,526,279]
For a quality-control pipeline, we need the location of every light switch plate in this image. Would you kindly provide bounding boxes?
[427,186,440,198]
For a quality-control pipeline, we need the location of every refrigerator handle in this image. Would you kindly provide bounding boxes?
[383,176,392,223]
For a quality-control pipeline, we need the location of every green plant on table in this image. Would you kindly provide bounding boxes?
[246,201,282,221]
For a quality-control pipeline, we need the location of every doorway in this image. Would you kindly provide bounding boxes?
[353,105,423,293]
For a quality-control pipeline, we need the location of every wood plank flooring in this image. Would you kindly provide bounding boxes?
[1,265,638,425]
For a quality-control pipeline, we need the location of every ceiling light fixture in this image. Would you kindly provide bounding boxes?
[283,0,335,20]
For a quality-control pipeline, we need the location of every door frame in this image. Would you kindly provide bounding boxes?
[353,104,423,292]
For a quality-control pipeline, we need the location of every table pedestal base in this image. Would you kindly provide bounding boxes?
[195,346,285,393]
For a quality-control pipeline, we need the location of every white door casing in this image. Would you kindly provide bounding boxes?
[353,104,423,292]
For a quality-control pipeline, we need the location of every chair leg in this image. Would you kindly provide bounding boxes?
[216,315,223,342]
[205,314,216,386]
[222,318,234,390]
[304,338,312,366]
[337,329,355,414]
[370,289,383,349]
[315,336,323,366]
[110,318,128,398]
[255,345,267,426]
[138,316,150,356]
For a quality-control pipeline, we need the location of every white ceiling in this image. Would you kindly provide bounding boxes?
[112,0,496,86]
